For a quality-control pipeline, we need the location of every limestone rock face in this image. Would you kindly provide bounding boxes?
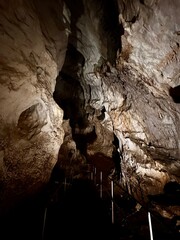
[0,0,68,212]
[114,0,180,211]
[0,0,180,223]
[118,0,180,86]
[65,0,180,219]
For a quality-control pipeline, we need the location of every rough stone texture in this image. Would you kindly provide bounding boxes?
[0,0,68,213]
[0,0,179,224]
[57,119,87,179]
[118,0,180,87]
[68,0,180,220]
[114,0,180,216]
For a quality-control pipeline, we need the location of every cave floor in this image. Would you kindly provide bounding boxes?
[0,152,179,240]
[1,176,179,240]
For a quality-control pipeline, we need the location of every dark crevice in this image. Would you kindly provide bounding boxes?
[97,106,106,120]
[169,85,180,103]
[140,0,145,5]
[64,0,84,49]
[53,44,87,129]
[61,44,85,80]
[53,72,84,125]
[148,181,180,206]
[53,43,96,156]
[131,15,138,24]
[110,134,122,181]
[100,0,124,64]
[72,127,97,158]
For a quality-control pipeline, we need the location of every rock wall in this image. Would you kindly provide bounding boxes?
[0,0,179,221]
[0,0,68,213]
[68,0,180,219]
[115,0,180,199]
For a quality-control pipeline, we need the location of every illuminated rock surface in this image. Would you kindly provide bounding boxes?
[0,0,179,238]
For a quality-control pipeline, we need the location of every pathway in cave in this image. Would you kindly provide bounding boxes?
[1,157,179,240]
[43,178,114,240]
[0,177,117,240]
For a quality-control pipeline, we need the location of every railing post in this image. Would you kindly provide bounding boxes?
[148,212,154,240]
[42,207,47,240]
[90,171,93,181]
[100,171,102,198]
[111,180,114,224]
[64,177,67,192]
[94,167,96,185]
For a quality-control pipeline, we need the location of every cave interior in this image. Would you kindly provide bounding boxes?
[0,0,180,239]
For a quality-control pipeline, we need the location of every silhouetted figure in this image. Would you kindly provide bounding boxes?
[109,135,122,181]
[110,146,121,181]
